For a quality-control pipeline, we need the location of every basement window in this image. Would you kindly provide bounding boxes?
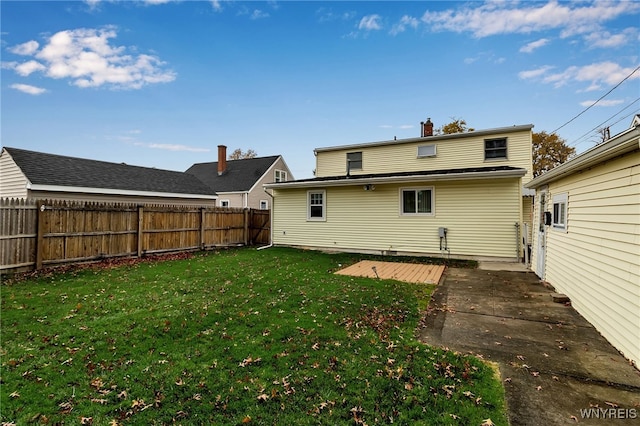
[220,200,230,207]
[552,193,568,230]
[260,200,269,210]
[485,138,507,160]
[417,144,437,158]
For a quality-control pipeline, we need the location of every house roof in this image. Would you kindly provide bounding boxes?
[314,124,534,154]
[525,122,640,189]
[3,147,217,198]
[265,165,527,189]
[186,155,281,192]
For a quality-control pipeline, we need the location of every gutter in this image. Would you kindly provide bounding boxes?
[265,168,527,190]
[26,184,218,200]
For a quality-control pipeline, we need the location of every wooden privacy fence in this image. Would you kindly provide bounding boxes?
[0,199,271,273]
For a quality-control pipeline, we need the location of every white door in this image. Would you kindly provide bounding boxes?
[536,191,546,278]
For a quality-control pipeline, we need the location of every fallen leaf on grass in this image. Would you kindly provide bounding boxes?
[481,419,495,426]
[242,415,251,423]
[257,393,269,402]
[9,391,20,398]
[80,417,93,425]
[536,386,543,391]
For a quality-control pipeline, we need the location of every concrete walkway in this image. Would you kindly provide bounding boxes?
[418,267,640,425]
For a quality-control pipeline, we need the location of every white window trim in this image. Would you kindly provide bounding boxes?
[220,199,230,207]
[259,200,269,209]
[552,193,568,231]
[307,190,326,221]
[275,169,287,183]
[399,187,435,216]
[484,138,508,161]
[417,144,437,158]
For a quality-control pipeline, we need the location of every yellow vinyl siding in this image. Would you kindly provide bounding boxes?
[541,150,639,366]
[272,178,522,259]
[0,151,29,199]
[316,129,533,183]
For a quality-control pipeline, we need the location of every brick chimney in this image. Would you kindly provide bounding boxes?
[217,145,227,175]
[421,118,433,137]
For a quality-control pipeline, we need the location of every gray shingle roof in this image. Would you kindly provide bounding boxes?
[4,147,216,196]
[185,156,280,192]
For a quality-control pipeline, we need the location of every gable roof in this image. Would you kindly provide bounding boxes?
[186,155,281,192]
[265,165,527,189]
[525,122,640,189]
[3,147,216,198]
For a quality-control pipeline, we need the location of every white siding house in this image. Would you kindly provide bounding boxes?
[266,121,534,261]
[526,120,640,366]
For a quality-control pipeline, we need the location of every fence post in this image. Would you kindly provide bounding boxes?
[243,208,249,246]
[200,207,206,250]
[35,202,46,270]
[137,205,144,257]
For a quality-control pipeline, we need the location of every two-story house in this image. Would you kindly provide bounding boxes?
[265,120,534,261]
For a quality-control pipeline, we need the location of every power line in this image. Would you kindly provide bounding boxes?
[550,64,640,135]
[569,98,640,148]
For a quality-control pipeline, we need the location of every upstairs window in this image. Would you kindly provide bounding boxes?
[220,200,230,207]
[347,152,362,171]
[259,200,269,210]
[485,138,507,160]
[275,169,287,182]
[417,144,437,158]
[401,187,434,215]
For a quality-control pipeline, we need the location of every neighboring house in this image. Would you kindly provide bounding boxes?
[186,145,293,210]
[525,117,640,367]
[0,147,217,206]
[265,119,534,261]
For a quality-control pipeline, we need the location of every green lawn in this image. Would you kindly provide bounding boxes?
[1,247,506,425]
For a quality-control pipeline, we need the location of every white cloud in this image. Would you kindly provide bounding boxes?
[10,83,47,95]
[579,99,624,107]
[518,65,555,80]
[250,9,270,20]
[14,60,46,76]
[421,1,640,39]
[520,38,550,53]
[135,142,211,152]
[584,28,637,48]
[358,15,382,31]
[390,15,419,36]
[210,0,222,12]
[520,61,639,89]
[6,27,176,90]
[8,40,39,55]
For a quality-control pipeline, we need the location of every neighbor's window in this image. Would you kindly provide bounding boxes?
[259,200,269,210]
[401,187,434,215]
[220,200,230,207]
[485,138,507,160]
[417,144,437,158]
[347,152,362,171]
[275,169,287,182]
[308,190,326,221]
[552,193,568,230]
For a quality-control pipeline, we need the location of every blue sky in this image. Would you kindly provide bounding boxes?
[2,1,639,179]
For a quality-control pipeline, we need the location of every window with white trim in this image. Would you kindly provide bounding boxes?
[485,138,507,160]
[401,187,434,215]
[220,200,230,207]
[552,193,567,230]
[347,152,362,171]
[417,144,436,158]
[307,190,326,221]
[259,200,269,210]
[275,169,287,182]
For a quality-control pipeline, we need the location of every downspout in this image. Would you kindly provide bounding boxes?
[257,188,274,250]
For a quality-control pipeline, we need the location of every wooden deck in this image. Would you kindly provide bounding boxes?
[335,260,445,284]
